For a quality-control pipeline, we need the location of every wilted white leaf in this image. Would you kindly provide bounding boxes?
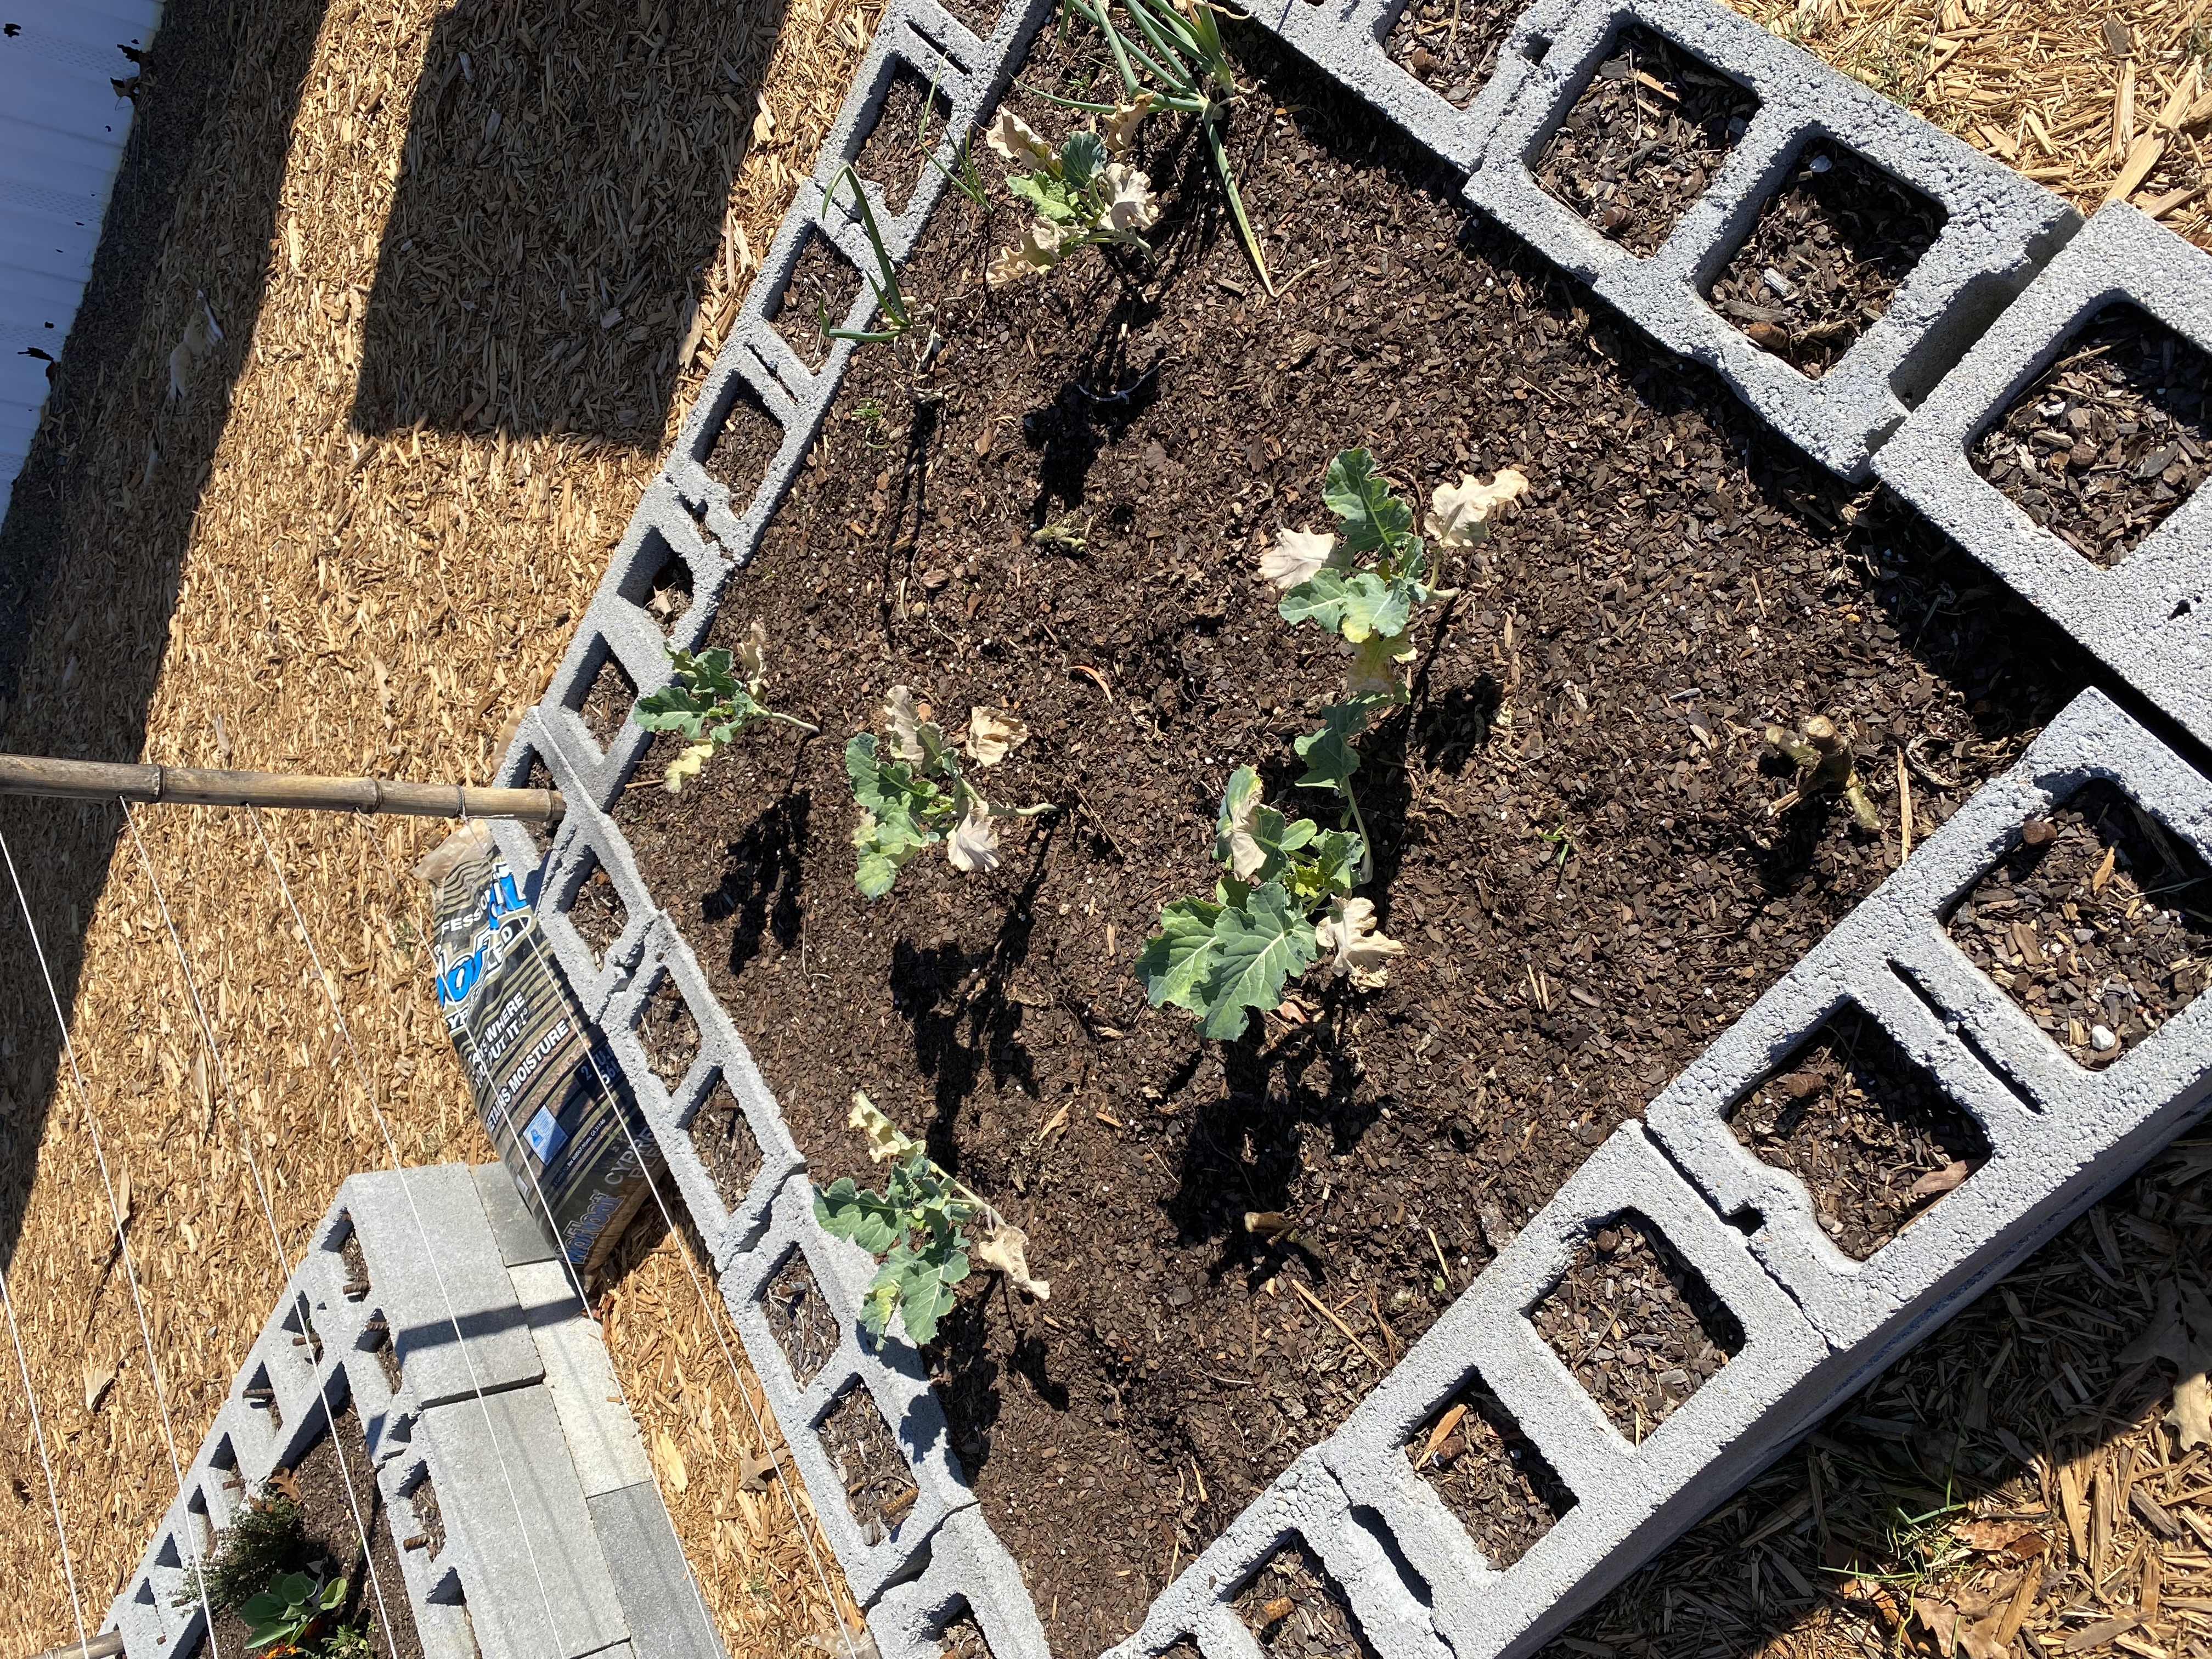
[736,619,768,683]
[946,800,1002,874]
[966,707,1029,767]
[974,1224,1051,1300]
[883,685,924,761]
[988,219,1069,288]
[983,109,1052,162]
[1101,162,1160,234]
[1103,93,1154,154]
[849,1092,920,1164]
[1261,527,1336,589]
[1424,469,1530,546]
[2173,1371,2212,1451]
[1906,1158,1982,1200]
[1222,778,1267,882]
[166,300,221,405]
[1344,631,1413,698]
[988,245,1037,288]
[1316,896,1404,990]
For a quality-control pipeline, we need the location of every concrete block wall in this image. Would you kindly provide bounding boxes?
[102,1166,725,1659]
[454,0,2212,1645]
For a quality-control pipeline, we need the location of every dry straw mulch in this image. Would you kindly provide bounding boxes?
[0,0,873,1647]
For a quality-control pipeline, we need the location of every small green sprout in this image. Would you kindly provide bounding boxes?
[241,1570,346,1653]
[983,115,1160,285]
[633,623,820,793]
[846,688,1056,898]
[814,1093,1048,1344]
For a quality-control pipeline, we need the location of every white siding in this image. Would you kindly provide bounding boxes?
[0,0,162,518]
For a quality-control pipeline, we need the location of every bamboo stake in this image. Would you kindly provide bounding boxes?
[24,1634,126,1659]
[0,755,562,823]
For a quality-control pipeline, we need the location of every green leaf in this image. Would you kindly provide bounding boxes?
[872,1238,969,1344]
[814,1177,905,1256]
[1322,449,1414,556]
[1060,129,1106,188]
[847,734,948,897]
[1134,895,1225,1012]
[1293,701,1373,797]
[1286,828,1362,906]
[1197,880,1319,1041]
[1007,170,1084,223]
[1276,569,1412,644]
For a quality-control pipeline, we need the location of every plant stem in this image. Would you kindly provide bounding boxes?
[1204,114,1274,294]
[760,709,822,735]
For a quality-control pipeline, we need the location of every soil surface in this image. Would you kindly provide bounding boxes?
[1969,304,2211,567]
[579,652,637,754]
[774,232,866,369]
[1946,781,2212,1067]
[821,1381,920,1543]
[1529,1218,1741,1440]
[570,855,630,966]
[696,1075,767,1204]
[607,21,2082,1652]
[1381,0,1524,111]
[1706,146,1945,379]
[1534,29,1758,257]
[704,381,787,506]
[854,68,955,219]
[1234,1538,1381,1659]
[1408,1375,1576,1567]
[765,1246,843,1383]
[939,1613,994,1658]
[1726,1005,1989,1259]
[633,974,702,1088]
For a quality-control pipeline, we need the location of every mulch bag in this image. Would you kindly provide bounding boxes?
[415,823,661,1272]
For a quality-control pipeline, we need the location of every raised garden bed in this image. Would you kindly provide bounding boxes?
[603,18,2089,1652]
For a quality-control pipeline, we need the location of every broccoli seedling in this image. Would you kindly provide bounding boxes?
[983,115,1161,286]
[632,623,819,793]
[1767,715,1881,832]
[814,1093,1047,1344]
[846,688,1056,897]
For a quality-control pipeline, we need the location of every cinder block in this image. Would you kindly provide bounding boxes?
[341,1165,543,1409]
[865,1505,1053,1659]
[1647,689,2212,1356]
[514,1259,655,1500]
[1874,204,2212,749]
[476,1161,565,1268]
[1465,0,2079,479]
[524,774,657,1024]
[590,1480,732,1659]
[532,608,667,813]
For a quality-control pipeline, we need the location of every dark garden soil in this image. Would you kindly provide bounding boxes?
[1407,1373,1576,1567]
[1946,781,2212,1068]
[633,973,701,1089]
[204,1403,424,1659]
[579,652,637,753]
[608,21,2086,1653]
[774,232,866,369]
[853,68,955,219]
[1706,146,1945,379]
[1381,0,1525,112]
[1528,1218,1741,1440]
[821,1380,921,1542]
[1534,28,1758,258]
[569,855,629,965]
[695,1075,766,1200]
[704,382,787,504]
[1234,1538,1381,1659]
[1968,304,2212,567]
[765,1248,844,1383]
[1726,1005,1990,1260]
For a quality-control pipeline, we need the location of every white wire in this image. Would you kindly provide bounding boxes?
[363,818,861,1657]
[0,825,221,1657]
[242,803,569,1659]
[120,800,402,1659]
[0,1255,88,1654]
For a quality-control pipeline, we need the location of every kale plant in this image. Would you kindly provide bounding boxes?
[242,1570,346,1653]
[633,622,818,793]
[983,115,1160,286]
[814,1093,1048,1344]
[845,687,1055,898]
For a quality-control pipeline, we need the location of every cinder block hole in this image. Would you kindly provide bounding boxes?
[772,230,865,370]
[615,524,697,635]
[1945,780,2212,1066]
[932,1605,995,1658]
[1725,1004,1989,1260]
[517,748,557,867]
[1968,302,2211,568]
[1404,1372,1577,1567]
[763,1246,842,1384]
[362,1309,404,1393]
[935,0,1006,40]
[1530,1212,1742,1439]
[632,970,702,1089]
[853,65,953,218]
[279,1295,324,1365]
[563,849,630,969]
[817,1381,919,1544]
[692,1071,766,1211]
[1382,0,1522,113]
[332,1209,371,1301]
[244,1362,282,1430]
[426,1562,467,1605]
[186,1486,214,1556]
[1706,144,1945,379]
[401,1463,449,1558]
[565,639,637,757]
[156,1533,184,1570]
[1233,1535,1381,1659]
[1534,27,1757,258]
[211,1434,240,1487]
[704,380,786,501]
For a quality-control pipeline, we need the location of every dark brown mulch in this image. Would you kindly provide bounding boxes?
[368,1312,404,1392]
[1380,0,1525,111]
[855,67,955,219]
[820,1383,919,1542]
[403,1467,446,1560]
[579,652,636,753]
[1235,1538,1381,1659]
[1707,145,1945,379]
[633,975,701,1088]
[764,1246,843,1383]
[696,1075,766,1209]
[569,855,629,966]
[1534,28,1758,256]
[1726,1006,1989,1260]
[703,382,786,505]
[1530,1217,1741,1440]
[1946,781,2212,1067]
[1968,303,2212,567]
[938,1612,994,1659]
[339,1228,371,1299]
[934,0,1006,42]
[1408,1375,1576,1567]
[772,232,865,369]
[604,21,2081,1652]
[642,540,693,635]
